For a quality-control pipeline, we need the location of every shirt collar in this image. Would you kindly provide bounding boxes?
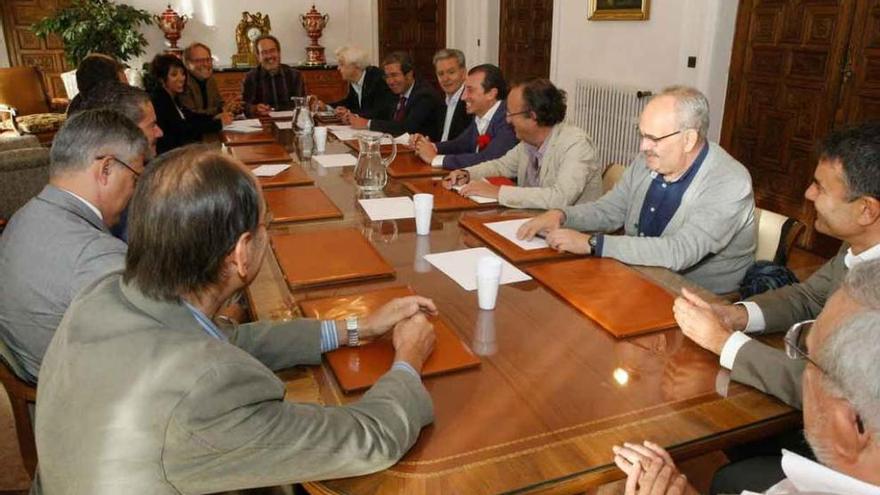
[181,300,228,341]
[402,82,414,100]
[446,83,464,106]
[844,242,880,268]
[650,141,709,183]
[776,449,880,495]
[61,188,103,221]
[475,100,502,131]
[353,69,366,90]
[526,125,555,160]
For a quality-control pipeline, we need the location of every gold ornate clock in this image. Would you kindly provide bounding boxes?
[232,11,271,67]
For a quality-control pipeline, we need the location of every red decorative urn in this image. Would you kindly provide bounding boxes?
[300,5,329,66]
[154,5,189,54]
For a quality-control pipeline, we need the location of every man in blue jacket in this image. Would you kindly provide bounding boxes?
[412,64,518,170]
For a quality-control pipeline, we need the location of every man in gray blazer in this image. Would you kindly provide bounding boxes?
[518,86,756,294]
[674,121,880,410]
[0,110,148,382]
[34,146,437,493]
[442,78,602,209]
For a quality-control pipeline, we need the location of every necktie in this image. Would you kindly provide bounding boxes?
[394,96,407,122]
[524,152,541,187]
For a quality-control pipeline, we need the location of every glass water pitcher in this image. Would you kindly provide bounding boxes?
[353,132,397,192]
[291,96,314,158]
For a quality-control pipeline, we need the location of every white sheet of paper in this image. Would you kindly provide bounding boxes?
[358,197,415,221]
[224,119,263,133]
[314,153,357,168]
[223,125,262,134]
[327,125,352,132]
[451,183,497,204]
[424,247,531,291]
[269,110,294,118]
[251,164,291,177]
[275,121,293,130]
[485,219,549,251]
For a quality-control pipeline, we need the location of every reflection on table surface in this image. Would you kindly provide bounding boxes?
[242,131,797,495]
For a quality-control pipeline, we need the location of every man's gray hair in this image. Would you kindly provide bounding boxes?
[433,48,466,68]
[49,109,148,177]
[657,85,710,140]
[334,45,370,70]
[817,259,880,435]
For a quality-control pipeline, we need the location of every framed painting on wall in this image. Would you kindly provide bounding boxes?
[588,0,650,21]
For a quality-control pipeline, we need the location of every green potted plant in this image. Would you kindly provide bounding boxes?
[32,0,153,96]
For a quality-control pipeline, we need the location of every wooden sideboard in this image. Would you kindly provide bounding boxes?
[213,65,348,106]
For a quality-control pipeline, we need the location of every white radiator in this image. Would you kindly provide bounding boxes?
[567,79,652,167]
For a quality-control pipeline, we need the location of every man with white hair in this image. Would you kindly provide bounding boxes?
[327,45,394,122]
[517,86,756,294]
[611,258,880,494]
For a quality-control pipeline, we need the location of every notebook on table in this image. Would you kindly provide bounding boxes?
[526,258,678,337]
[387,153,447,178]
[401,178,498,211]
[230,143,292,164]
[458,213,575,264]
[264,187,342,223]
[271,228,395,289]
[299,286,481,393]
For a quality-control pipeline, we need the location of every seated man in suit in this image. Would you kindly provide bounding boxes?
[613,259,880,495]
[0,110,148,383]
[674,121,880,409]
[179,42,227,118]
[66,53,126,115]
[34,146,437,493]
[243,35,306,117]
[323,45,394,121]
[76,81,164,157]
[518,86,756,294]
[413,64,517,170]
[350,51,443,140]
[432,48,469,142]
[442,78,601,209]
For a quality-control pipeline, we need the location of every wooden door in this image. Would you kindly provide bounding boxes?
[835,0,880,124]
[1,0,70,99]
[378,0,446,85]
[499,0,553,83]
[720,0,856,251]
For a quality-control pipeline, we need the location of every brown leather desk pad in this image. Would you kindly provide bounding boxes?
[271,227,395,289]
[265,187,342,223]
[459,213,575,264]
[250,164,314,188]
[526,258,678,337]
[299,286,481,393]
[229,143,292,164]
[221,130,274,146]
[387,153,447,178]
[343,139,413,154]
[401,178,497,211]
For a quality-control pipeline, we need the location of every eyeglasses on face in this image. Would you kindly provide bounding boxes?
[506,110,531,119]
[637,128,683,146]
[784,319,828,373]
[97,155,140,180]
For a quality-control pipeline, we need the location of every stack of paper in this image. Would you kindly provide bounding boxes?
[224,119,263,133]
[328,125,358,141]
[423,247,532,291]
[451,182,497,204]
[358,197,415,221]
[268,110,294,119]
[275,121,294,130]
[314,154,358,168]
[252,163,291,177]
[484,219,549,250]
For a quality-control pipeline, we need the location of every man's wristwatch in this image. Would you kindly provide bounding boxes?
[346,316,359,347]
[588,235,598,254]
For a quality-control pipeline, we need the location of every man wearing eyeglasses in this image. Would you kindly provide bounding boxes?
[612,259,880,494]
[440,78,602,209]
[517,86,756,294]
[243,35,306,118]
[0,109,148,383]
[179,42,228,118]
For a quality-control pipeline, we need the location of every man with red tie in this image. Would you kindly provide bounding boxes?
[349,51,443,141]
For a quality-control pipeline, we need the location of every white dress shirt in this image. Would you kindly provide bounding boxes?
[720,242,880,369]
[432,99,501,167]
[440,84,464,141]
[741,449,880,494]
[351,69,366,106]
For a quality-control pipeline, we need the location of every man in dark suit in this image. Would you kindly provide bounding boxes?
[325,45,394,121]
[413,64,518,170]
[34,146,438,493]
[0,110,148,382]
[432,49,469,142]
[242,35,306,117]
[350,51,442,140]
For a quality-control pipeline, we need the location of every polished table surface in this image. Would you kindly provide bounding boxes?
[237,126,798,495]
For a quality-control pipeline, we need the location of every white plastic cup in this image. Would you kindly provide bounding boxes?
[414,234,431,273]
[314,127,328,153]
[476,256,503,310]
[413,193,433,236]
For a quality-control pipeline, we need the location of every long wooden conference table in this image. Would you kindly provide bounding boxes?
[232,123,798,495]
